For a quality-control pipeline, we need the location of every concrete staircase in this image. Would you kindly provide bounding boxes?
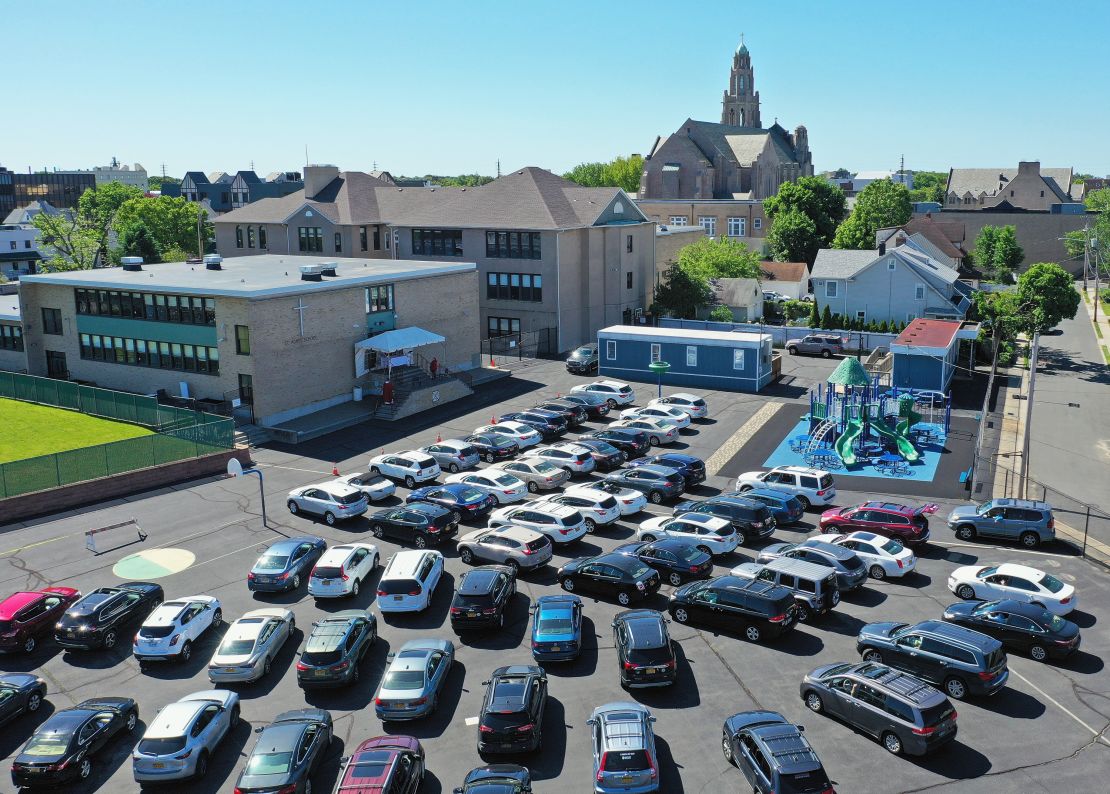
[233,424,272,448]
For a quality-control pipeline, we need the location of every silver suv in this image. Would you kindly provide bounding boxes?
[132,690,240,782]
[786,334,845,358]
[946,499,1055,548]
[588,702,660,793]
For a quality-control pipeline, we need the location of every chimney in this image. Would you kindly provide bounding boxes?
[303,164,339,198]
[895,234,907,246]
[120,256,143,272]
[1017,160,1040,176]
[878,242,886,256]
[203,253,223,270]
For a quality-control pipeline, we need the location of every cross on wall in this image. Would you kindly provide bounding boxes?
[293,298,308,337]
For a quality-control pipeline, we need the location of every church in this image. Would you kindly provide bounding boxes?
[639,40,814,201]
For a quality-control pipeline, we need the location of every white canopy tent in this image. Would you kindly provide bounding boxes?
[354,326,445,378]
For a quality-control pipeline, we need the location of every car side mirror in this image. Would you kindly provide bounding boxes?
[795,724,805,732]
[586,718,597,726]
[254,726,265,734]
[610,621,617,628]
[340,756,350,764]
[454,789,465,794]
[481,680,491,686]
[648,715,657,723]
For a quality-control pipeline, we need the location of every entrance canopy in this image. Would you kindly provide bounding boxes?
[355,326,445,377]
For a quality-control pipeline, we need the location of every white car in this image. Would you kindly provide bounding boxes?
[286,482,369,524]
[735,466,836,509]
[648,393,709,420]
[636,513,739,555]
[566,481,647,516]
[308,542,380,598]
[333,472,397,501]
[489,501,589,545]
[610,417,680,446]
[446,470,529,505]
[619,406,692,430]
[947,563,1077,616]
[535,490,621,532]
[474,421,541,449]
[133,596,223,664]
[570,380,636,407]
[812,531,916,580]
[207,608,295,684]
[368,451,441,488]
[377,550,445,613]
[531,443,597,474]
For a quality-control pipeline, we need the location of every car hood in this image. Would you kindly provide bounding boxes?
[858,621,905,641]
[559,559,586,574]
[639,516,669,531]
[739,471,766,482]
[806,662,851,682]
[947,505,979,521]
[950,565,981,581]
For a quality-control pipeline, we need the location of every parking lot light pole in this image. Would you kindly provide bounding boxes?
[228,457,267,527]
[649,360,670,399]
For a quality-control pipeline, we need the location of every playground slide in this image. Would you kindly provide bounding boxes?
[871,420,921,462]
[834,417,864,466]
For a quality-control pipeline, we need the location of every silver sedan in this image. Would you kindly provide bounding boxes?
[489,458,571,493]
[208,608,296,684]
[333,472,396,501]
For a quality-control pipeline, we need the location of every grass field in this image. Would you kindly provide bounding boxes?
[0,398,153,464]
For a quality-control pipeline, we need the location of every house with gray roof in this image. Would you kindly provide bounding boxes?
[163,170,304,213]
[945,161,1079,211]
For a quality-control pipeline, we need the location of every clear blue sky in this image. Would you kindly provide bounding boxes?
[4,0,1107,179]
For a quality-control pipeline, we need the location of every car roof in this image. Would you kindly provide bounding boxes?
[773,465,830,476]
[617,611,668,647]
[486,525,543,542]
[911,619,1003,650]
[266,537,320,553]
[994,563,1046,579]
[744,488,794,501]
[317,546,364,565]
[384,550,437,578]
[844,662,947,705]
[862,501,915,514]
[0,591,47,618]
[992,498,1051,510]
[226,616,269,640]
[595,704,650,750]
[629,464,681,476]
[459,568,505,594]
[596,552,647,572]
[749,722,823,774]
[310,481,361,497]
[671,513,732,529]
[800,539,856,560]
[145,700,208,738]
[759,557,837,580]
[255,721,307,751]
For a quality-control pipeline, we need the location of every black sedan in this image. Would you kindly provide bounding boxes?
[11,697,138,788]
[235,708,333,794]
[465,432,520,463]
[627,452,707,486]
[614,538,714,587]
[942,599,1081,661]
[562,392,611,419]
[533,399,588,427]
[583,427,650,458]
[499,411,568,439]
[572,438,627,471]
[458,764,533,793]
[557,552,661,606]
[0,673,47,728]
[407,484,497,521]
[370,503,459,549]
[54,581,164,651]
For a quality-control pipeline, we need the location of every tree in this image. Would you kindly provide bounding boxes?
[30,212,100,271]
[971,225,1023,280]
[820,305,833,329]
[652,264,712,319]
[675,237,761,282]
[764,176,846,247]
[563,155,644,193]
[907,170,947,204]
[832,179,912,249]
[78,181,145,258]
[115,223,161,264]
[1085,188,1110,213]
[708,305,735,322]
[1073,173,1094,183]
[148,175,181,192]
[562,162,607,187]
[766,207,821,265]
[971,225,998,273]
[114,196,211,256]
[807,300,820,328]
[1015,263,1081,333]
[831,168,852,179]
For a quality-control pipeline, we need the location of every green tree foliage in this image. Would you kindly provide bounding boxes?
[782,299,810,322]
[148,175,181,192]
[807,300,820,327]
[708,305,735,322]
[832,179,912,249]
[907,171,947,204]
[675,237,762,282]
[1016,263,1081,333]
[30,212,100,271]
[764,176,846,247]
[563,155,644,194]
[114,196,211,256]
[766,208,820,265]
[160,245,191,263]
[1073,173,1094,183]
[1085,188,1110,213]
[830,168,852,179]
[116,223,161,264]
[652,264,712,319]
[819,305,833,329]
[427,173,495,187]
[78,182,145,258]
[971,225,1023,280]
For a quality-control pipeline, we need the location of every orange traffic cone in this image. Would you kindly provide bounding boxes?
[436,433,442,443]
[491,416,497,424]
[490,356,497,368]
[332,463,339,477]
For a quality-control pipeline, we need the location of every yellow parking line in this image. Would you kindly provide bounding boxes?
[0,533,74,558]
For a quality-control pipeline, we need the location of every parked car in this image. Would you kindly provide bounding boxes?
[332,471,397,501]
[562,391,612,419]
[535,490,621,532]
[368,451,442,488]
[457,764,533,793]
[721,710,836,793]
[11,697,138,788]
[566,343,599,374]
[569,480,648,516]
[530,594,583,662]
[800,661,957,756]
[756,539,868,591]
[729,559,840,624]
[234,708,332,794]
[457,526,553,574]
[668,576,799,642]
[489,501,588,545]
[286,482,368,524]
[856,619,1009,699]
[942,599,1081,661]
[477,665,548,753]
[735,466,836,509]
[334,735,425,794]
[377,550,445,614]
[369,502,459,549]
[464,432,521,463]
[419,439,481,473]
[132,689,239,784]
[208,607,295,684]
[587,702,660,794]
[628,452,706,486]
[584,427,651,458]
[811,531,916,580]
[54,582,163,651]
[447,470,530,505]
[785,334,846,358]
[133,596,222,665]
[407,483,497,522]
[0,586,81,653]
[307,542,379,599]
[605,465,686,504]
[610,417,680,446]
[248,536,327,593]
[671,495,776,545]
[0,673,47,729]
[762,290,791,303]
[533,398,588,426]
[947,563,1076,615]
[819,501,935,546]
[374,638,455,721]
[451,566,516,632]
[614,539,713,587]
[571,437,627,470]
[571,379,636,408]
[558,552,661,606]
[613,610,677,689]
[733,487,805,526]
[498,410,568,440]
[296,609,376,688]
[530,442,597,475]
[946,498,1056,548]
[620,406,692,432]
[647,392,708,420]
[474,421,542,449]
[637,513,739,556]
[488,458,571,493]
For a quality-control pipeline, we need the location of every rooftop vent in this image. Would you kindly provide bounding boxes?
[299,264,324,282]
[319,262,338,277]
[120,256,143,272]
[203,253,223,270]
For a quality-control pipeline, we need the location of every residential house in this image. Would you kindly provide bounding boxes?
[700,278,763,322]
[758,261,809,300]
[876,214,966,270]
[164,170,304,213]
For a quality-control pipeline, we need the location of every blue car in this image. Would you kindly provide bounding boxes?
[407,483,497,521]
[531,594,583,662]
[729,487,805,525]
[247,536,327,592]
[626,453,706,486]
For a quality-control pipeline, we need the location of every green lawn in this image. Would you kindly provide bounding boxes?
[0,398,153,464]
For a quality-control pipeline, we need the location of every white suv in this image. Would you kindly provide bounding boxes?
[377,550,444,613]
[735,466,836,509]
[535,491,621,532]
[531,443,597,475]
[308,543,379,598]
[133,596,223,664]
[570,380,636,407]
[489,501,588,545]
[368,452,441,488]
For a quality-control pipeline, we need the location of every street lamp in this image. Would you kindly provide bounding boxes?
[648,360,670,399]
[227,457,268,527]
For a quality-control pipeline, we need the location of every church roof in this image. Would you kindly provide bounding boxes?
[946,167,1073,200]
[679,120,805,167]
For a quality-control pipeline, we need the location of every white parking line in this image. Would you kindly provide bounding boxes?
[1009,666,1110,747]
[256,463,334,475]
[928,541,1078,560]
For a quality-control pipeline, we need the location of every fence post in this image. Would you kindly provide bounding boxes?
[1083,507,1090,556]
[55,454,62,489]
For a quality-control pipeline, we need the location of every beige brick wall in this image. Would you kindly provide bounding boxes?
[392,270,481,371]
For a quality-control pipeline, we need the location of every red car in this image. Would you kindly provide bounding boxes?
[0,587,81,653]
[334,735,425,793]
[819,501,937,546]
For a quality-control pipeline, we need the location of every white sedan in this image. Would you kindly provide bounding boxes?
[636,513,739,555]
[535,491,621,532]
[367,451,441,487]
[610,417,680,446]
[948,562,1077,615]
[331,472,396,501]
[474,421,542,449]
[811,531,916,580]
[569,379,636,407]
[446,470,529,505]
[565,481,647,516]
[619,405,692,430]
[307,542,379,598]
[648,393,709,419]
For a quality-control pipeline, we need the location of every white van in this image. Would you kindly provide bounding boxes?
[376,550,444,613]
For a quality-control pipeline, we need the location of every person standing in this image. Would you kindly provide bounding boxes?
[430,356,439,379]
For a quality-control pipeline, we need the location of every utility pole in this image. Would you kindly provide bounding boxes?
[1020,330,1040,499]
[1093,235,1101,324]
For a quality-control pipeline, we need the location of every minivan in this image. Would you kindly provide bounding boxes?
[668,576,799,643]
[730,558,840,623]
[377,551,445,614]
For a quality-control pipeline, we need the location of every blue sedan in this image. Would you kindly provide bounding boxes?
[406,483,497,521]
[530,594,583,662]
[247,536,327,592]
[626,452,707,485]
[729,487,805,525]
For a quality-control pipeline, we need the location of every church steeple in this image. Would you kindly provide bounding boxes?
[721,35,761,128]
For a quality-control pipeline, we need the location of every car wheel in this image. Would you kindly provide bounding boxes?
[821,349,832,359]
[617,591,632,606]
[649,491,664,504]
[370,466,380,475]
[944,677,968,700]
[584,518,597,533]
[459,547,475,564]
[737,485,753,493]
[673,607,690,624]
[291,574,301,591]
[869,565,887,580]
[668,572,684,587]
[414,535,428,549]
[697,545,713,556]
[862,648,883,663]
[229,704,240,728]
[796,496,810,510]
[804,690,824,713]
[195,750,209,779]
[1020,531,1040,548]
[212,608,223,626]
[78,758,93,779]
[561,577,576,592]
[288,617,296,634]
[404,475,416,488]
[485,452,496,463]
[956,584,976,600]
[607,399,618,409]
[721,734,735,764]
[797,604,812,623]
[881,731,903,755]
[351,579,360,597]
[956,524,977,541]
[288,501,301,516]
[649,436,660,446]
[372,524,385,539]
[27,691,42,712]
[787,346,798,356]
[1030,644,1048,662]
[103,629,118,649]
[180,640,192,662]
[641,534,657,543]
[126,709,138,731]
[449,463,460,473]
[734,530,746,546]
[527,481,539,493]
[745,625,762,642]
[506,559,520,576]
[22,636,35,653]
[325,511,337,526]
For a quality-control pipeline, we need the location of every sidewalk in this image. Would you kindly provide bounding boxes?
[1081,285,1110,363]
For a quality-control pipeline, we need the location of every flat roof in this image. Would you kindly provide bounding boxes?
[18,255,476,299]
[598,324,768,346]
[893,318,961,350]
[0,295,19,322]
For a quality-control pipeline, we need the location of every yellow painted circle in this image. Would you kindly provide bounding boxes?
[113,548,196,580]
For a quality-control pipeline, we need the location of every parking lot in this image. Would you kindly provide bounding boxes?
[2,359,1108,793]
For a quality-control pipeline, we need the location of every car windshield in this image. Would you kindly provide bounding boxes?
[493,474,519,486]
[459,488,485,501]
[675,545,704,562]
[629,563,650,578]
[245,751,293,776]
[780,772,833,793]
[415,457,436,469]
[335,492,363,505]
[255,554,288,571]
[138,737,187,755]
[532,461,558,473]
[977,566,999,577]
[1046,613,1066,631]
[21,737,69,756]
[219,638,256,655]
[572,347,593,358]
[881,538,904,554]
[1040,574,1065,593]
[537,616,573,635]
[975,502,991,515]
[139,625,175,638]
[383,669,425,689]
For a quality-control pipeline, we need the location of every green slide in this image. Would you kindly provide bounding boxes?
[871,417,921,462]
[834,417,864,466]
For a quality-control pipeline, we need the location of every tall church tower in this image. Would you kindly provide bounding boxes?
[721,38,761,128]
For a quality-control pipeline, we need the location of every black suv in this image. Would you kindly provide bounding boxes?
[673,495,776,545]
[721,710,836,793]
[942,599,1081,662]
[584,427,650,458]
[370,503,459,549]
[668,576,799,643]
[296,610,376,688]
[499,410,568,439]
[533,399,587,427]
[477,665,547,754]
[801,661,958,756]
[54,582,164,651]
[613,609,677,689]
[856,619,1009,700]
[451,566,516,632]
[565,343,599,374]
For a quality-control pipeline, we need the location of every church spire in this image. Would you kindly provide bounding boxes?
[721,37,761,127]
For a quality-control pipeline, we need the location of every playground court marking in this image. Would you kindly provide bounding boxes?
[706,402,783,476]
[112,548,196,579]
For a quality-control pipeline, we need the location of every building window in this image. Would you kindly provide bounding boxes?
[856,310,866,321]
[753,218,762,231]
[373,227,382,250]
[258,225,267,249]
[686,345,697,367]
[334,232,342,252]
[669,216,688,226]
[888,260,896,271]
[235,225,243,248]
[487,316,520,337]
[0,325,22,351]
[360,226,368,251]
[626,235,633,253]
[7,241,14,250]
[247,226,255,248]
[485,231,541,259]
[76,289,215,326]
[732,348,746,370]
[649,343,661,364]
[486,272,542,301]
[24,239,32,248]
[825,281,838,298]
[698,216,717,236]
[238,373,254,405]
[626,272,633,289]
[606,340,617,360]
[298,227,323,252]
[727,217,746,237]
[412,229,463,257]
[915,283,925,300]
[235,325,250,355]
[79,334,219,375]
[366,284,394,312]
[41,307,63,335]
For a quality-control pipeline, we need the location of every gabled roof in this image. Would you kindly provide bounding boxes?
[182,171,209,185]
[946,167,1073,199]
[877,215,965,261]
[759,261,807,283]
[208,171,232,184]
[892,318,962,350]
[674,119,807,168]
[234,170,262,184]
[810,249,878,279]
[891,246,959,286]
[4,201,63,224]
[710,278,761,307]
